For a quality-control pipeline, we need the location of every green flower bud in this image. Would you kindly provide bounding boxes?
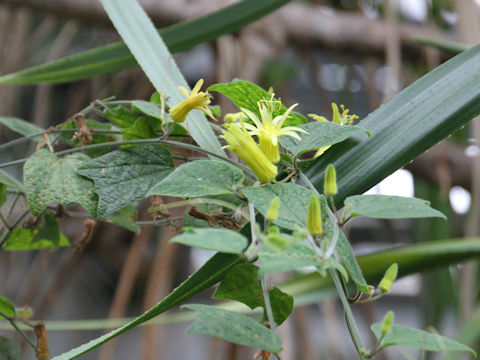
[307,195,323,236]
[380,311,395,335]
[324,164,337,196]
[379,263,398,293]
[267,197,280,222]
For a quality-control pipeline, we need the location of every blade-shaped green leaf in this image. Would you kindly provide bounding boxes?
[50,253,243,360]
[171,227,248,254]
[371,323,475,355]
[345,195,446,220]
[77,144,173,218]
[149,160,245,198]
[414,36,469,55]
[183,304,283,353]
[0,117,43,139]
[24,150,98,216]
[0,0,289,84]
[304,44,480,205]
[99,0,224,156]
[0,170,23,192]
[280,122,367,157]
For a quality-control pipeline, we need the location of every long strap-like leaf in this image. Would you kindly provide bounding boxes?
[0,0,289,84]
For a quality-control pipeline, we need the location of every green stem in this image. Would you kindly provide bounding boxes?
[0,312,36,350]
[260,275,276,332]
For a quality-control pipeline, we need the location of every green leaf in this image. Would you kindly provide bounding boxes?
[279,122,367,157]
[0,171,23,192]
[258,242,320,274]
[105,205,139,233]
[0,337,21,360]
[183,304,282,353]
[121,117,156,140]
[101,105,138,128]
[0,184,6,207]
[77,144,173,218]
[99,0,223,157]
[0,117,43,139]
[0,297,15,318]
[24,150,98,216]
[131,100,162,119]
[371,323,475,355]
[33,213,61,250]
[336,234,369,293]
[171,227,248,254]
[414,36,469,55]
[305,44,480,206]
[241,183,313,231]
[0,0,289,84]
[4,228,70,251]
[345,194,446,220]
[213,263,293,325]
[149,160,244,198]
[51,253,243,360]
[209,80,306,126]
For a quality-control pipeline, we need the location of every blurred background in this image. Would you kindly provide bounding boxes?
[1,0,480,359]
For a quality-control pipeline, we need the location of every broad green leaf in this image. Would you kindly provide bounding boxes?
[121,117,156,140]
[131,100,162,119]
[0,0,289,84]
[0,117,43,139]
[414,36,469,55]
[0,171,23,192]
[149,160,244,198]
[0,184,6,207]
[305,44,480,206]
[99,0,223,156]
[336,234,369,293]
[105,205,139,233]
[51,253,243,360]
[258,242,320,274]
[209,80,306,126]
[183,304,282,353]
[171,227,248,254]
[345,194,446,220]
[0,297,15,318]
[77,144,173,218]
[24,151,97,216]
[33,213,61,250]
[0,337,20,360]
[4,228,70,251]
[279,122,367,157]
[101,105,138,128]
[371,323,475,355]
[241,183,313,231]
[213,263,294,325]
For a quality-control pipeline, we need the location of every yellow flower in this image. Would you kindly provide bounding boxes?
[241,100,307,164]
[221,123,278,184]
[169,79,214,123]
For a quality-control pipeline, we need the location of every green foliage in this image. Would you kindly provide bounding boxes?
[0,296,15,318]
[213,263,293,325]
[149,160,244,198]
[4,227,69,251]
[24,150,97,216]
[170,227,248,254]
[101,105,138,128]
[34,213,61,250]
[345,195,446,219]
[0,117,44,139]
[105,205,139,233]
[209,79,307,126]
[0,337,21,360]
[371,323,476,355]
[0,184,6,207]
[280,122,367,157]
[336,235,369,293]
[77,144,173,218]
[0,171,23,192]
[183,304,283,353]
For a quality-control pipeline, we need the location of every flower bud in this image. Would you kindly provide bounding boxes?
[267,197,280,222]
[380,311,395,335]
[379,263,398,293]
[307,195,323,236]
[324,164,337,196]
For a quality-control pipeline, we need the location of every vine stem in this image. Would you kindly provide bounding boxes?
[298,171,366,359]
[0,312,36,350]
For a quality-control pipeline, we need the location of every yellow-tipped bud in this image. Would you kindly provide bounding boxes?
[224,112,245,124]
[324,164,337,196]
[379,263,398,293]
[307,195,323,236]
[267,197,280,222]
[380,311,395,335]
[169,79,214,123]
[332,103,341,124]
